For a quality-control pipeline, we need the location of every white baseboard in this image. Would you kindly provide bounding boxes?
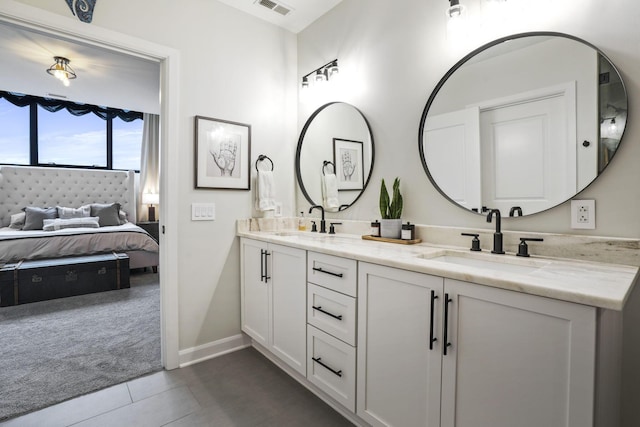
[178,333,251,368]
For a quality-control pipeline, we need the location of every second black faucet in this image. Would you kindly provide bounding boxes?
[486,209,505,254]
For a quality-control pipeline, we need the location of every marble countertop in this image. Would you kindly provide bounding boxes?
[238,228,639,311]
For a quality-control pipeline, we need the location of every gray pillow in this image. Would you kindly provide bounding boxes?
[90,203,122,227]
[8,212,26,230]
[23,207,58,230]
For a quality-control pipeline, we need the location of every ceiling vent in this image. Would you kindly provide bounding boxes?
[256,0,293,16]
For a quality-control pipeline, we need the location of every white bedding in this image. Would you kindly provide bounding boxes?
[0,223,158,263]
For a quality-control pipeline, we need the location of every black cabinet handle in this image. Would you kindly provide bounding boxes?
[312,357,342,377]
[443,293,453,355]
[429,290,438,350]
[260,249,265,282]
[263,251,271,283]
[312,267,343,278]
[312,305,343,320]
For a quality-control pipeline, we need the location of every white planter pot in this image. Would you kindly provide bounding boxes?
[380,219,402,239]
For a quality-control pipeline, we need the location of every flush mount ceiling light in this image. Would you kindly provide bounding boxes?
[46,56,76,87]
[301,59,339,89]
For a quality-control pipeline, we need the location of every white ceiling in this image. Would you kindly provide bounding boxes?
[0,22,160,113]
[216,0,343,33]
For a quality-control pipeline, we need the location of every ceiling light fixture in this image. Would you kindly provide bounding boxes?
[46,56,76,87]
[300,59,338,89]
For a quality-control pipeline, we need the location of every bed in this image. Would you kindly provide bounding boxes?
[0,165,159,270]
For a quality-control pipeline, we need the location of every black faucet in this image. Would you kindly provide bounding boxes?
[309,205,326,233]
[509,206,523,217]
[486,209,505,254]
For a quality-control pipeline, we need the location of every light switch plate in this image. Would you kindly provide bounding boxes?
[192,203,215,221]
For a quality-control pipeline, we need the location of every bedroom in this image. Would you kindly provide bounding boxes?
[0,18,162,285]
[0,8,164,420]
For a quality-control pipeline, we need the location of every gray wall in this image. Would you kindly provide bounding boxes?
[297,0,640,238]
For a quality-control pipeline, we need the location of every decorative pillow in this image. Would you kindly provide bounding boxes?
[119,210,128,224]
[90,203,122,227]
[57,206,91,219]
[43,217,100,232]
[22,207,58,230]
[8,212,26,230]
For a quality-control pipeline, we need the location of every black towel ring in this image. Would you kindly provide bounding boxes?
[322,160,335,176]
[255,154,274,172]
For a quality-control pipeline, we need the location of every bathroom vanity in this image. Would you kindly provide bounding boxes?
[238,224,639,427]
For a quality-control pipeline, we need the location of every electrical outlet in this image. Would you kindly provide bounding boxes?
[571,200,595,229]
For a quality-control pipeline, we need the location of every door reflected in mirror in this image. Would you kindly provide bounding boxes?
[419,32,627,217]
[296,102,375,211]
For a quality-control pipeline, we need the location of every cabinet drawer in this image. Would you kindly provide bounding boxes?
[307,325,356,412]
[307,283,356,346]
[307,251,357,297]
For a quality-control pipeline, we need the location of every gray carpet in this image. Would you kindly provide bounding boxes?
[0,272,162,421]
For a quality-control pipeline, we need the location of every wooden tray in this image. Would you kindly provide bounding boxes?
[362,235,422,245]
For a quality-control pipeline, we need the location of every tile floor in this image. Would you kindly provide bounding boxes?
[0,347,354,427]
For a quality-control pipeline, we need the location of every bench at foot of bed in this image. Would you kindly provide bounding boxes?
[0,253,130,307]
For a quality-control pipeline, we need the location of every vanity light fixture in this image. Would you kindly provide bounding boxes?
[446,0,468,39]
[46,56,76,87]
[447,0,467,21]
[300,59,339,89]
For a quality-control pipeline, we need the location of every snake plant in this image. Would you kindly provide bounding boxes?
[379,177,403,219]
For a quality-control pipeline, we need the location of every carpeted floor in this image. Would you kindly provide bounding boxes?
[0,271,162,421]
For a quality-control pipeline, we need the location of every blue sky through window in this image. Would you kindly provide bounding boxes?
[0,98,142,169]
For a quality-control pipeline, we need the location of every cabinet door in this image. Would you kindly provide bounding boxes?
[441,278,596,427]
[357,262,444,427]
[240,238,269,348]
[270,243,307,376]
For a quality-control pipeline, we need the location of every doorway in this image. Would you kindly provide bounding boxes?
[0,0,180,372]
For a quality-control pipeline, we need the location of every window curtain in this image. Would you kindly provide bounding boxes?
[138,113,160,222]
[0,91,142,121]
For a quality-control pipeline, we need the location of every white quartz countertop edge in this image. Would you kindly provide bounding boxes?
[238,230,640,311]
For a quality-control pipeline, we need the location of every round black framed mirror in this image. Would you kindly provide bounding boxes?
[296,102,375,210]
[419,32,627,217]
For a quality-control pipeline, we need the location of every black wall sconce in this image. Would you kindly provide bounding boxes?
[301,59,339,89]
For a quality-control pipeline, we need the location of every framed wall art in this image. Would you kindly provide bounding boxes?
[195,115,251,190]
[333,138,364,191]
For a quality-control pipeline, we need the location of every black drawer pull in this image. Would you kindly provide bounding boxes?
[312,305,343,320]
[312,267,343,278]
[443,293,453,356]
[429,290,438,350]
[312,357,342,377]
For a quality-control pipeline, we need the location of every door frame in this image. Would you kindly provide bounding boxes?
[0,1,181,369]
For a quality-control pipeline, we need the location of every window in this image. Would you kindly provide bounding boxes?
[38,106,107,167]
[0,98,30,165]
[113,117,143,170]
[0,91,143,171]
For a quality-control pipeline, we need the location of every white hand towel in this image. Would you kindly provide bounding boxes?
[256,170,276,211]
[322,173,339,212]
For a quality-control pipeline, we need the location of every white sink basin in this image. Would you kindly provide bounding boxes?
[420,251,548,275]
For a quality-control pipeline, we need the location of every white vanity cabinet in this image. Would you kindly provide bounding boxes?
[240,238,307,376]
[357,262,597,427]
[357,262,444,427]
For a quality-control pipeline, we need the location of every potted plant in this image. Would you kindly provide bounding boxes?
[379,177,403,239]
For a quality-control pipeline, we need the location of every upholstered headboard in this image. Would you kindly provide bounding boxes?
[0,166,136,227]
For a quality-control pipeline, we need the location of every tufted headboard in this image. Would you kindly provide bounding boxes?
[0,166,136,227]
